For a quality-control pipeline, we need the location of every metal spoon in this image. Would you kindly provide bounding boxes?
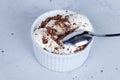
[62,30,120,46]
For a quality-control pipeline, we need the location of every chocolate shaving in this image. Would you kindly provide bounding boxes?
[39,14,69,29]
[73,23,76,25]
[54,47,58,50]
[46,27,57,35]
[46,27,57,41]
[39,17,51,28]
[55,21,69,30]
[42,36,48,44]
[83,25,86,27]
[55,38,63,46]
[53,14,62,20]
[43,48,46,50]
[74,44,87,53]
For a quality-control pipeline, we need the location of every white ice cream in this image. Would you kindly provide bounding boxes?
[33,12,93,55]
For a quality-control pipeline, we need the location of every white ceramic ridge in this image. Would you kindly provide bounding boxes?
[31,10,94,72]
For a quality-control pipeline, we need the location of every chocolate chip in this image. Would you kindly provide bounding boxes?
[42,36,48,44]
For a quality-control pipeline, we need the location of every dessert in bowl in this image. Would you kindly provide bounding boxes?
[31,10,94,72]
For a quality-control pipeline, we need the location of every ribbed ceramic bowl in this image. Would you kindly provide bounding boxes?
[31,10,94,72]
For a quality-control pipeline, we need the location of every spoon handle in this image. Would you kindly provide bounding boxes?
[93,33,120,37]
[105,33,120,37]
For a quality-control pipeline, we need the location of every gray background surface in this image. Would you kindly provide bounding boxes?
[0,0,120,80]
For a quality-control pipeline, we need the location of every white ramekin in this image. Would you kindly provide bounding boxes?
[31,10,94,72]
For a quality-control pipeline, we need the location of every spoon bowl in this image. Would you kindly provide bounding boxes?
[62,30,93,46]
[62,29,120,46]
